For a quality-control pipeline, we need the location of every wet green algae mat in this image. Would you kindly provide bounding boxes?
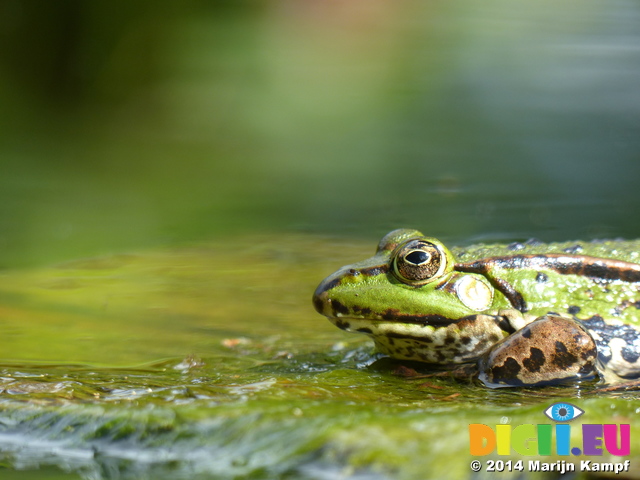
[0,235,639,479]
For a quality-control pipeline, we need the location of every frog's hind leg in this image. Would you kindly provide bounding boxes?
[478,315,598,388]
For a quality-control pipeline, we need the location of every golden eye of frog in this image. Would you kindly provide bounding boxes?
[312,229,640,387]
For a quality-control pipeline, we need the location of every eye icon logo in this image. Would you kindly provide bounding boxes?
[544,403,584,422]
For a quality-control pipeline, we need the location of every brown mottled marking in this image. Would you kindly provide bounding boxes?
[488,357,522,383]
[488,333,501,343]
[551,342,578,369]
[535,272,548,283]
[522,347,545,372]
[312,295,325,314]
[334,319,351,331]
[331,299,350,316]
[360,265,389,277]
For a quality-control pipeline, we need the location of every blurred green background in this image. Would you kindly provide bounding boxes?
[1,0,639,269]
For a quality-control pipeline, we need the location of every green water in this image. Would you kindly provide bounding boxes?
[1,0,640,478]
[0,235,639,479]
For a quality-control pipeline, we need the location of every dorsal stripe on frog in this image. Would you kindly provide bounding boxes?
[456,254,640,282]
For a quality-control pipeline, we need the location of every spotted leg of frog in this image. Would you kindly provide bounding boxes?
[477,314,598,387]
[313,229,640,388]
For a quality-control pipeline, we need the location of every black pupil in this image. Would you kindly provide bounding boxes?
[405,250,429,265]
[558,408,567,417]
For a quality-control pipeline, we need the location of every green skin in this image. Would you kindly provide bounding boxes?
[313,229,640,387]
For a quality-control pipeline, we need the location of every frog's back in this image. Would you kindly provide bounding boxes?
[455,238,640,379]
[455,239,640,326]
[454,238,640,264]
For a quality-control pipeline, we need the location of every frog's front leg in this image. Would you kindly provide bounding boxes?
[478,315,598,388]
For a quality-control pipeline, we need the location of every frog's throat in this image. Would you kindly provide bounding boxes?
[455,254,640,314]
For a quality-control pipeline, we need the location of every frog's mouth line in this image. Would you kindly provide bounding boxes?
[321,303,512,332]
[326,315,459,334]
[324,305,461,327]
[312,286,460,326]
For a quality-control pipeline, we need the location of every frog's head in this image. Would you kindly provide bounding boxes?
[313,229,507,363]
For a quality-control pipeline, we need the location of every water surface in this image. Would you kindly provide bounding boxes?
[0,234,639,479]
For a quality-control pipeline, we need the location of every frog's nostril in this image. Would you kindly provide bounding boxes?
[348,269,360,276]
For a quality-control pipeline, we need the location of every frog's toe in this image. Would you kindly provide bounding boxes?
[478,315,598,388]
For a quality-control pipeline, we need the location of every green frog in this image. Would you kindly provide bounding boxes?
[313,229,640,387]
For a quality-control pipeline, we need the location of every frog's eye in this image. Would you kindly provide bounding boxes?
[393,240,447,285]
